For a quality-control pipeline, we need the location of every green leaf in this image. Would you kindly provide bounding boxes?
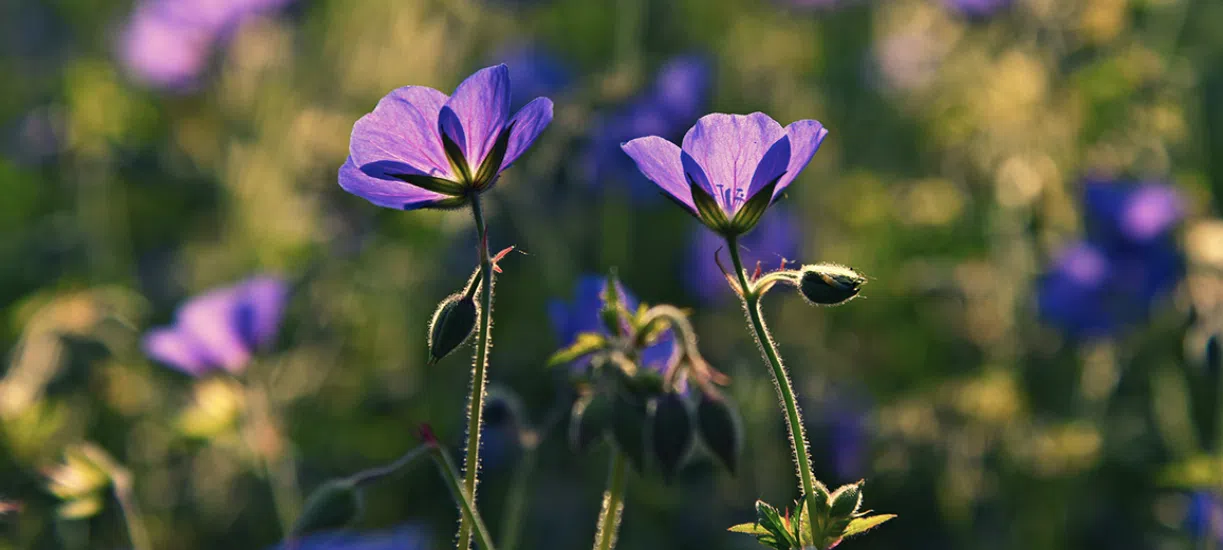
[391,173,466,196]
[473,122,515,189]
[547,332,608,367]
[728,523,771,536]
[755,500,798,548]
[728,176,779,235]
[842,514,896,538]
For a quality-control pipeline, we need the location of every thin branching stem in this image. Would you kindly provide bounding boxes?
[458,194,496,549]
[346,446,429,487]
[593,451,629,550]
[727,236,824,546]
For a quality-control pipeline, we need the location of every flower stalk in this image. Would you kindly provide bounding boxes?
[423,429,497,550]
[458,194,496,549]
[726,237,824,547]
[593,451,629,550]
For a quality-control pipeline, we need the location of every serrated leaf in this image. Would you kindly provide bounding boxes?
[842,514,896,538]
[728,523,771,536]
[548,332,608,367]
[756,501,798,548]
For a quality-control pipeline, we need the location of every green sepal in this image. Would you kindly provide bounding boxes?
[829,481,864,519]
[696,389,743,474]
[547,332,608,367]
[728,177,780,235]
[610,390,649,472]
[650,392,695,481]
[569,392,612,453]
[440,128,473,185]
[392,173,466,196]
[688,172,731,234]
[841,514,896,538]
[473,122,515,190]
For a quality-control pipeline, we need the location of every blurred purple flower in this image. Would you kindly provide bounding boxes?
[589,56,712,200]
[548,275,675,372]
[339,65,554,210]
[1083,180,1184,249]
[621,112,827,236]
[1187,492,1223,542]
[118,0,294,90]
[944,0,1012,19]
[268,524,430,549]
[493,44,573,110]
[1037,181,1183,339]
[685,206,801,303]
[143,276,289,376]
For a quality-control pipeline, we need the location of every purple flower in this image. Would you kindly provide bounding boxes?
[944,0,1012,19]
[548,275,675,373]
[143,276,289,376]
[339,65,554,211]
[493,44,572,110]
[621,112,827,236]
[589,56,711,200]
[267,524,429,549]
[1187,492,1223,542]
[118,0,294,90]
[685,206,801,303]
[1083,180,1184,249]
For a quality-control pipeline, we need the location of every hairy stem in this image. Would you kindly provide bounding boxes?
[593,452,629,550]
[727,237,824,546]
[458,195,496,549]
[431,443,497,550]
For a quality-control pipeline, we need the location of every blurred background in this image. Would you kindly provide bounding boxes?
[4,0,1223,548]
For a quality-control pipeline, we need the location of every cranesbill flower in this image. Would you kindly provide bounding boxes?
[944,0,1012,19]
[621,112,827,236]
[267,524,430,549]
[686,206,800,303]
[589,56,711,201]
[549,275,675,372]
[339,65,554,211]
[118,0,294,90]
[1083,180,1183,250]
[1186,492,1223,543]
[143,276,289,376]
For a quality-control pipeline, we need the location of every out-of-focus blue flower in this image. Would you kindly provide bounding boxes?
[493,44,573,110]
[268,524,430,549]
[548,275,675,372]
[1037,180,1183,339]
[1185,492,1223,542]
[339,65,554,210]
[118,0,295,90]
[621,112,827,236]
[943,0,1012,19]
[685,206,801,303]
[1083,179,1184,249]
[588,56,712,200]
[143,276,289,376]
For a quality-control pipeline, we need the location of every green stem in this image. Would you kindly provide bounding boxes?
[243,383,301,536]
[108,467,152,550]
[593,452,629,550]
[430,444,498,550]
[458,195,496,549]
[727,237,824,547]
[499,437,538,550]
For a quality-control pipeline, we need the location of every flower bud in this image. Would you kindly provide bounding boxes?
[292,479,362,536]
[569,392,611,453]
[610,390,649,472]
[797,263,866,306]
[650,392,695,481]
[428,293,479,364]
[696,389,743,474]
[829,481,863,519]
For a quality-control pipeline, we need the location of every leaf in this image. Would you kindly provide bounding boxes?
[728,523,771,536]
[842,514,896,538]
[1160,454,1223,488]
[755,500,798,548]
[547,332,608,367]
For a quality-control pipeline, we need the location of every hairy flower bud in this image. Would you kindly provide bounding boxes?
[650,392,695,481]
[428,293,479,364]
[696,389,743,474]
[569,392,612,453]
[797,263,866,306]
[611,390,649,472]
[829,481,863,519]
[292,479,362,536]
